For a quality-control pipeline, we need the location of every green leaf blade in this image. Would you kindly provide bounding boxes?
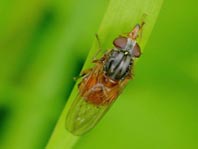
[47,0,163,148]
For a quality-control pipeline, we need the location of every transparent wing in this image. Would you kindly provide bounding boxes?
[66,94,112,136]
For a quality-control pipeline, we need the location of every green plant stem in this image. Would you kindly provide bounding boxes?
[46,0,163,148]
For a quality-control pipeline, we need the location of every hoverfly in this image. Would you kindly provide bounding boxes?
[66,22,145,136]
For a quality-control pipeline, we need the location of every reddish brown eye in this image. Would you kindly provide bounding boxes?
[113,36,127,49]
[133,43,141,58]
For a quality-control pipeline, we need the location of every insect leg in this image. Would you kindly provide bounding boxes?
[73,68,92,81]
[92,33,103,61]
[116,73,132,95]
[92,52,108,64]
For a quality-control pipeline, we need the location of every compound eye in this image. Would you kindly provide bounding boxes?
[133,43,141,58]
[113,37,127,49]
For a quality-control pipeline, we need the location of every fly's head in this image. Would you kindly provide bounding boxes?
[112,37,142,59]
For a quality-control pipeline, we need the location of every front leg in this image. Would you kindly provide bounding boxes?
[92,33,103,61]
[92,53,107,64]
[92,49,112,64]
[73,68,92,81]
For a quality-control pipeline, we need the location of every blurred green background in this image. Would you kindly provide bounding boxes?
[0,0,197,149]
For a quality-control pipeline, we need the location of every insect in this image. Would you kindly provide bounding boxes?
[66,22,145,136]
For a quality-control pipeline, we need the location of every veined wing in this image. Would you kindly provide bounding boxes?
[65,94,112,136]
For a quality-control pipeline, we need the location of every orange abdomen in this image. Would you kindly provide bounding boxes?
[78,71,120,106]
